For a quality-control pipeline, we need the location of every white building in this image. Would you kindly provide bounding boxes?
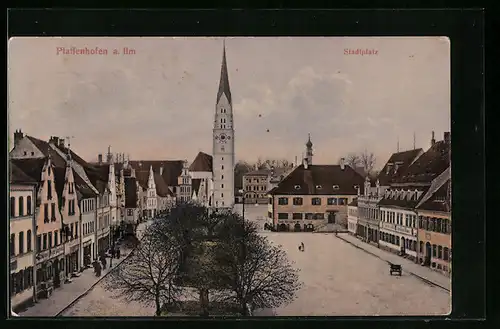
[189,151,213,207]
[9,162,37,310]
[212,43,235,209]
[145,165,158,218]
[378,189,422,261]
[347,198,358,235]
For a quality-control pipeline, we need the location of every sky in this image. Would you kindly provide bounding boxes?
[8,37,450,168]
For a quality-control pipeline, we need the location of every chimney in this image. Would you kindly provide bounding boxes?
[431,131,436,146]
[59,138,65,148]
[98,154,103,164]
[444,132,451,143]
[13,129,24,146]
[340,157,345,170]
[302,157,308,169]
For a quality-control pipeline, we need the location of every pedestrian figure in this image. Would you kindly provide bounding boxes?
[111,248,116,259]
[95,261,102,277]
[116,249,121,259]
[301,242,305,252]
[101,256,107,270]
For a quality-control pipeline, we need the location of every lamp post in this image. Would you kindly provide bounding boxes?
[238,189,246,221]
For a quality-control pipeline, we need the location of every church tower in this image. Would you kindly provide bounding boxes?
[306,133,313,165]
[212,41,235,209]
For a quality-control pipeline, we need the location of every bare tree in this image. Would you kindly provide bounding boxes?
[214,215,302,316]
[234,161,253,188]
[360,150,377,175]
[342,153,361,169]
[255,158,266,170]
[104,229,182,316]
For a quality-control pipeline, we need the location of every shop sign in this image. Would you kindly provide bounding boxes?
[382,222,395,230]
[395,225,413,236]
[36,245,64,264]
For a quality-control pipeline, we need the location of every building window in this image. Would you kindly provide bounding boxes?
[54,231,58,246]
[47,180,52,199]
[436,219,442,233]
[221,165,224,170]
[419,241,424,253]
[221,193,224,198]
[48,232,52,248]
[51,203,56,221]
[314,213,325,220]
[42,234,47,250]
[10,197,15,217]
[27,230,32,251]
[278,197,289,205]
[10,233,15,256]
[327,198,337,205]
[18,231,24,254]
[44,204,49,223]
[278,213,289,220]
[432,244,437,257]
[18,196,24,216]
[37,235,41,252]
[305,213,314,220]
[438,246,443,259]
[221,175,224,179]
[443,247,449,261]
[221,184,224,188]
[311,197,321,205]
[27,196,32,215]
[338,198,348,205]
[127,209,133,216]
[292,213,303,220]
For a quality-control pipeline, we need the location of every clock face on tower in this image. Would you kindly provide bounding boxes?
[215,133,231,143]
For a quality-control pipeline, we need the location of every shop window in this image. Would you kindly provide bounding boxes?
[278,213,289,220]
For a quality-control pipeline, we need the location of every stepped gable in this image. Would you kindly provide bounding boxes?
[124,177,138,208]
[270,164,364,196]
[189,152,213,172]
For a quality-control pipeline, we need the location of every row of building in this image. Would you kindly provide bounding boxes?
[9,132,219,311]
[267,131,451,276]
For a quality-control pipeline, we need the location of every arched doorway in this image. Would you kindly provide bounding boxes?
[307,223,314,231]
[400,237,406,255]
[425,242,432,266]
[294,223,301,232]
[279,223,287,231]
[327,211,336,224]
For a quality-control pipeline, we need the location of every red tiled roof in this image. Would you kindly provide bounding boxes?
[393,141,450,185]
[377,149,423,186]
[10,161,37,184]
[135,170,149,189]
[189,152,213,172]
[10,158,47,182]
[154,172,170,197]
[269,164,365,196]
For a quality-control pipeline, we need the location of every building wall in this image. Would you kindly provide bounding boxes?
[242,174,268,204]
[177,164,192,203]
[271,194,356,228]
[347,205,358,234]
[378,206,418,260]
[10,184,36,309]
[417,210,451,275]
[9,137,45,159]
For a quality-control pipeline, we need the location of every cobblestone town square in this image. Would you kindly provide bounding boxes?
[61,207,450,317]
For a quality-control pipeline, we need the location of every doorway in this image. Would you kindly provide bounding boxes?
[327,211,336,224]
[425,242,431,266]
[400,237,406,255]
[53,260,60,288]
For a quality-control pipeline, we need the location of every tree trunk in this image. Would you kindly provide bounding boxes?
[155,293,162,316]
[199,288,209,316]
[241,302,248,316]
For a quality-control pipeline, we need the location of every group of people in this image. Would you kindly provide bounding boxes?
[92,247,121,277]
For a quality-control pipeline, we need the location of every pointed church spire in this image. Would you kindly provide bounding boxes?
[217,40,232,104]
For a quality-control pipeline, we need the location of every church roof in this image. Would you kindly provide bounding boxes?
[217,43,232,104]
[189,152,213,172]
